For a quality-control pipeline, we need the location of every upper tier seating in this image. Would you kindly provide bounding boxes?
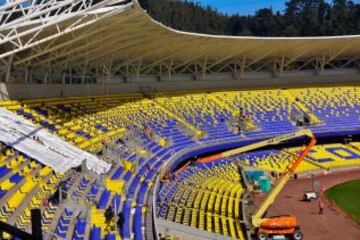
[289,86,359,131]
[2,86,359,153]
[156,93,236,140]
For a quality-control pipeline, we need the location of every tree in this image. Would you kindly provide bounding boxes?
[138,0,360,37]
[284,25,298,36]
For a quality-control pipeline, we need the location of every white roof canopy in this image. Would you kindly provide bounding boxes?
[0,107,111,174]
[1,0,360,79]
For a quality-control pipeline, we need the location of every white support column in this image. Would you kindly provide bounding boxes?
[273,56,285,78]
[168,58,173,81]
[125,64,129,83]
[233,60,238,80]
[136,58,142,82]
[5,55,14,83]
[272,60,278,77]
[24,65,29,83]
[193,64,198,81]
[95,65,99,84]
[202,57,207,80]
[69,67,72,84]
[159,63,163,82]
[44,70,48,84]
[320,56,326,75]
[240,56,246,80]
[315,56,326,75]
[28,69,33,83]
[279,56,285,77]
[82,70,85,84]
[48,66,51,84]
[106,63,111,96]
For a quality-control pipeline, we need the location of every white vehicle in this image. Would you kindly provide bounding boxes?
[303,192,317,201]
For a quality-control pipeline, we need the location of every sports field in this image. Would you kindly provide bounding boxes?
[325,180,360,224]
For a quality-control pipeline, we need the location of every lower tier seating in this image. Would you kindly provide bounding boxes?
[233,143,360,173]
[157,160,245,240]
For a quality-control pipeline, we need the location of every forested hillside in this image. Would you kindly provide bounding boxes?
[138,0,360,36]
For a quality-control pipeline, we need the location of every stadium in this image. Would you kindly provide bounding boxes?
[0,0,359,239]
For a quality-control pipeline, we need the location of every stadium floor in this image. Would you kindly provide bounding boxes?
[255,168,360,240]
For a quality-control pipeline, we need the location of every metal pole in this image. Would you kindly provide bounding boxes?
[59,182,63,204]
[114,196,118,233]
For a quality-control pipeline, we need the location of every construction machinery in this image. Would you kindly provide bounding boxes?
[197,129,316,240]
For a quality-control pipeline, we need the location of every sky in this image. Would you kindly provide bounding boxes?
[0,0,299,11]
[190,0,360,15]
[190,0,288,15]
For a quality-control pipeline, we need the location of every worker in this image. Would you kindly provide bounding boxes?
[318,199,324,215]
[43,198,49,207]
[105,204,114,230]
[117,211,124,233]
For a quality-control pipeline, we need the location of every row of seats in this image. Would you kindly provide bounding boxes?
[2,87,359,144]
[288,87,359,131]
[156,93,236,140]
[157,160,245,239]
[215,90,301,137]
[0,145,61,239]
[232,143,360,173]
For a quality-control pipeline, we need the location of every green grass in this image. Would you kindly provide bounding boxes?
[325,180,360,224]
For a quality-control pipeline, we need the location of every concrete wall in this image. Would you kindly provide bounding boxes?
[156,218,232,240]
[0,70,359,100]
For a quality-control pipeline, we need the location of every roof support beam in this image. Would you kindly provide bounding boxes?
[323,39,360,67]
[34,22,149,67]
[171,40,232,72]
[1,0,360,80]
[13,23,110,66]
[0,1,133,59]
[339,55,360,69]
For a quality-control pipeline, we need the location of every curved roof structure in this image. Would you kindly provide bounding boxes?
[1,0,360,81]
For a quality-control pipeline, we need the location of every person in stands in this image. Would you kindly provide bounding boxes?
[117,211,124,233]
[105,204,114,230]
[318,199,324,215]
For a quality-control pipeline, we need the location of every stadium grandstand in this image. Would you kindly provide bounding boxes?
[0,0,359,240]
